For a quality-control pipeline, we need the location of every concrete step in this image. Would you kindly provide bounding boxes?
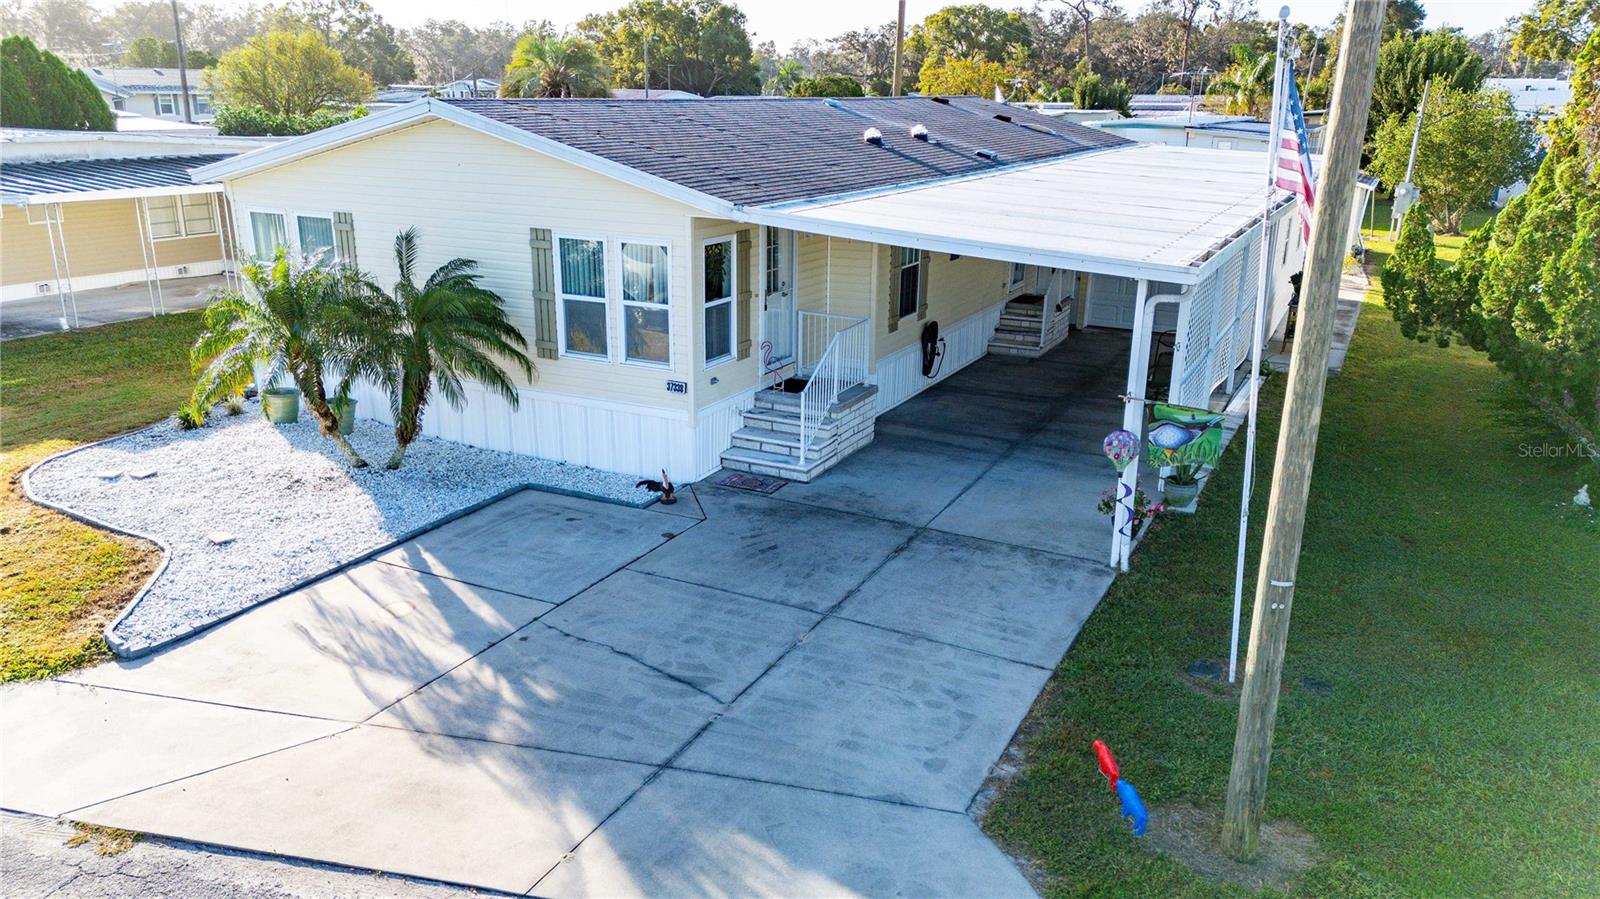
[752,389,802,412]
[740,406,839,438]
[999,312,1043,327]
[720,445,830,481]
[730,425,837,454]
[989,332,1043,349]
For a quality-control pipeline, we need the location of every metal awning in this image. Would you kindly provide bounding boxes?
[1,154,231,206]
[746,144,1292,285]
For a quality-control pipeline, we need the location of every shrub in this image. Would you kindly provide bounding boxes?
[788,75,865,98]
[212,104,367,136]
[175,399,209,430]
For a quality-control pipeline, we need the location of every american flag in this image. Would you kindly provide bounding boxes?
[1274,61,1317,240]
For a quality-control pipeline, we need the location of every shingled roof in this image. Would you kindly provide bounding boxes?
[442,96,1131,207]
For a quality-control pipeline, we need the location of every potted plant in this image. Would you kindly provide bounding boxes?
[331,396,358,435]
[1163,462,1204,512]
[262,387,300,424]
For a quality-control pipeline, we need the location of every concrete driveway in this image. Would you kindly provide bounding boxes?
[1,275,223,341]
[1,333,1129,897]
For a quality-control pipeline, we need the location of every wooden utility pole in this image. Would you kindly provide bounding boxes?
[891,1,906,96]
[1220,0,1386,862]
[170,0,193,124]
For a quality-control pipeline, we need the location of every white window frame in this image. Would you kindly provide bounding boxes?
[554,230,612,363]
[702,234,737,369]
[895,245,922,320]
[618,236,673,369]
[156,93,176,116]
[192,93,211,115]
[292,210,338,265]
[244,207,289,261]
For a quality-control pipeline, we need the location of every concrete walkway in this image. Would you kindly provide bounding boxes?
[1266,270,1369,374]
[1,331,1134,897]
[1,275,224,341]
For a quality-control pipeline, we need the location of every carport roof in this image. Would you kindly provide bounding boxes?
[1,154,230,205]
[745,143,1292,284]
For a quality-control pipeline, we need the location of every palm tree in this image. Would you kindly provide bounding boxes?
[370,228,534,470]
[191,250,377,467]
[1209,44,1275,120]
[500,34,609,99]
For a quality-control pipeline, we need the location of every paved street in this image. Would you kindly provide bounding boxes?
[1,331,1132,897]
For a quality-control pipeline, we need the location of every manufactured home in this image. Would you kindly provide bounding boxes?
[195,96,1307,509]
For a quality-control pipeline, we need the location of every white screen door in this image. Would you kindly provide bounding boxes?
[761,227,796,369]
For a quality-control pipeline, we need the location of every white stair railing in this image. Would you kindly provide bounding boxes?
[795,313,868,465]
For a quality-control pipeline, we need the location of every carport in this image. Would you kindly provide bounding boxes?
[747,143,1301,568]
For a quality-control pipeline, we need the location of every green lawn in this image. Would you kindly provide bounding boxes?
[983,282,1599,894]
[1360,197,1496,263]
[0,312,205,681]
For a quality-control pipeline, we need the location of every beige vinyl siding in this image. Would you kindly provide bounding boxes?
[794,232,876,320]
[0,197,222,287]
[875,248,1010,360]
[222,118,702,409]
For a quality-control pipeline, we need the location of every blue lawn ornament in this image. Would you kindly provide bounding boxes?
[1116,779,1149,837]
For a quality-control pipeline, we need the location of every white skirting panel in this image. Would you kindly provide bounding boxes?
[1,259,229,303]
[873,301,1005,414]
[343,377,698,481]
[693,387,758,481]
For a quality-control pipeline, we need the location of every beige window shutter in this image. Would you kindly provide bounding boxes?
[529,227,558,360]
[332,211,357,268]
[736,229,754,359]
[916,249,931,320]
[887,246,902,333]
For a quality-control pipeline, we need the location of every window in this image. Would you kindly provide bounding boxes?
[181,195,215,235]
[621,241,670,365]
[146,197,182,239]
[704,236,735,365]
[1009,262,1027,290]
[558,236,608,358]
[296,214,336,264]
[249,211,287,260]
[145,195,217,239]
[895,246,921,319]
[156,94,176,116]
[192,94,211,115]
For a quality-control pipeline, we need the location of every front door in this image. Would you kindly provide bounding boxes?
[760,227,796,371]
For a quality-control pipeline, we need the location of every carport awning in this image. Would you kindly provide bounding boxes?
[1,154,231,206]
[745,144,1292,285]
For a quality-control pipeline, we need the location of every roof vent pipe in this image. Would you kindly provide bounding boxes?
[909,123,929,141]
[863,127,884,146]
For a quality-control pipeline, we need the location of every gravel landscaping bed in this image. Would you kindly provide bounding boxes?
[25,403,656,655]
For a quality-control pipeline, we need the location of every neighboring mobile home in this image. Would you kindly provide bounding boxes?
[83,67,216,123]
[194,96,1307,504]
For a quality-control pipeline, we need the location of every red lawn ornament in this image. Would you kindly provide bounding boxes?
[1093,739,1119,792]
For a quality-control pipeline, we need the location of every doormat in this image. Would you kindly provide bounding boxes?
[714,471,787,494]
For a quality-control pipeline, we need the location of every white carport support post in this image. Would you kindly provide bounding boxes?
[1114,278,1152,571]
[133,195,160,317]
[44,203,80,329]
[141,197,166,314]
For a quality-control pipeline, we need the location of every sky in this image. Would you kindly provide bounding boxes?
[96,0,1519,49]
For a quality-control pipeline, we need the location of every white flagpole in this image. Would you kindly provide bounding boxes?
[1229,7,1293,684]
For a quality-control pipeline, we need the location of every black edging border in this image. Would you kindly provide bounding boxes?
[21,421,659,661]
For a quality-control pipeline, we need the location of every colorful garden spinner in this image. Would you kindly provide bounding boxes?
[1093,740,1147,837]
[1102,430,1138,472]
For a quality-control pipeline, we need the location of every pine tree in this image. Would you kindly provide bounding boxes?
[0,35,114,130]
